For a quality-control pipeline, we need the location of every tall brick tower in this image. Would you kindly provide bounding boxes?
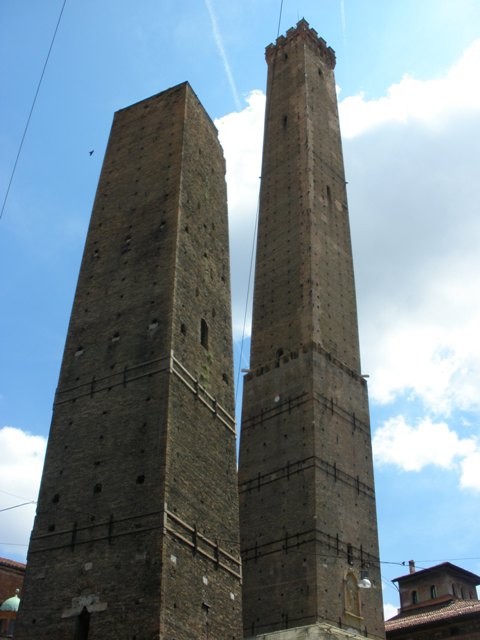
[238,20,385,640]
[16,83,242,639]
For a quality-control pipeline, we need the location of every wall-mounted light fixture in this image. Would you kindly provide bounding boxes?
[358,569,372,589]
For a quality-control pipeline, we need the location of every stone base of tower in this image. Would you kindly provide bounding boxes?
[247,622,370,640]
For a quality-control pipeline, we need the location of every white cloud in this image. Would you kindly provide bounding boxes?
[373,415,480,491]
[216,41,480,424]
[339,39,480,415]
[0,426,47,560]
[340,40,480,138]
[459,451,480,491]
[215,90,265,338]
[383,602,398,621]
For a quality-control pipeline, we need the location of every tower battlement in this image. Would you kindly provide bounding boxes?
[266,18,336,69]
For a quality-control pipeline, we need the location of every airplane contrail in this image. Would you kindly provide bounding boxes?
[204,0,242,111]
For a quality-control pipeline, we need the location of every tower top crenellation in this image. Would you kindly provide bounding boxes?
[265,18,336,68]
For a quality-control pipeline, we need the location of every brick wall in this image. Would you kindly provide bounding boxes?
[15,82,241,639]
[239,21,384,639]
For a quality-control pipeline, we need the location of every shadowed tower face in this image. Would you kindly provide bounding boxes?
[238,21,385,639]
[15,82,242,639]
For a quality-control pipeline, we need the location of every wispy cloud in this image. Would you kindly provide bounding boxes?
[204,0,241,110]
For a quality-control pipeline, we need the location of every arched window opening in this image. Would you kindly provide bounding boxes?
[412,590,418,605]
[74,607,90,640]
[430,585,437,599]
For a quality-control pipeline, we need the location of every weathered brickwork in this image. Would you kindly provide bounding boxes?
[15,82,242,639]
[238,21,385,639]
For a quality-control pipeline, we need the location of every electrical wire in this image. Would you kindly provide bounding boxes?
[1,1,477,590]
[0,0,68,221]
[0,501,36,513]
[234,202,258,408]
[0,489,35,502]
[276,0,285,38]
[234,0,285,413]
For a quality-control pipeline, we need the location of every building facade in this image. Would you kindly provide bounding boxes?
[386,562,480,640]
[0,557,24,609]
[238,20,385,640]
[0,557,25,638]
[15,82,242,639]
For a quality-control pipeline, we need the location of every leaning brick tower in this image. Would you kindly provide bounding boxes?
[15,82,242,639]
[238,20,385,640]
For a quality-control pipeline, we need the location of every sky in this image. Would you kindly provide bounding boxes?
[1,0,480,620]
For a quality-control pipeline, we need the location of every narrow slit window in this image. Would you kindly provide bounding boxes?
[200,319,209,350]
[275,348,284,368]
[347,543,353,565]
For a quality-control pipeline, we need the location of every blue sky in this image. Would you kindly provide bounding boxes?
[1,0,480,618]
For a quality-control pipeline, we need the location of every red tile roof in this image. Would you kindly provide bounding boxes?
[392,562,480,585]
[0,557,26,571]
[386,599,480,632]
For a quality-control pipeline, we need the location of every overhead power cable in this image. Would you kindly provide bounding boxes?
[0,489,35,502]
[0,0,68,221]
[234,204,258,408]
[0,501,36,513]
[276,0,284,38]
[234,0,285,415]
